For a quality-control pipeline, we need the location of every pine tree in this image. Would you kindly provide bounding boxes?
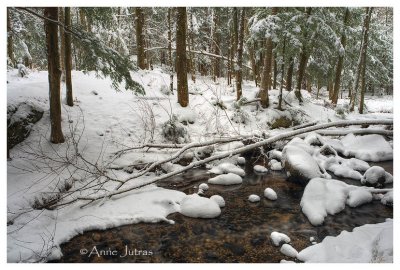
[44,7,65,144]
[176,7,189,107]
[7,8,15,67]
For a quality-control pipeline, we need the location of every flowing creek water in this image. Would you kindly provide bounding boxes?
[53,160,393,263]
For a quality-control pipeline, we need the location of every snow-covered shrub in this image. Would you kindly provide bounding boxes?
[232,96,249,110]
[335,104,349,119]
[231,109,250,124]
[17,63,28,77]
[160,84,172,95]
[161,115,190,143]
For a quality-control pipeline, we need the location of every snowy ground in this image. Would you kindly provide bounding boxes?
[7,68,394,262]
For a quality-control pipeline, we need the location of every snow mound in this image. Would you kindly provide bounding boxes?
[323,157,363,180]
[298,219,393,262]
[271,231,290,246]
[237,156,246,165]
[264,188,277,200]
[341,133,393,161]
[361,166,392,186]
[268,159,282,171]
[254,165,268,173]
[300,178,378,226]
[208,173,243,185]
[280,244,298,258]
[248,194,260,202]
[209,162,245,176]
[347,189,373,207]
[210,195,225,207]
[177,107,196,124]
[198,183,209,191]
[381,191,393,206]
[180,194,221,219]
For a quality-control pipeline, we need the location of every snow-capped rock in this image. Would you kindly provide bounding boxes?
[271,231,290,246]
[198,183,209,191]
[208,173,243,185]
[280,244,298,258]
[210,195,225,207]
[180,194,221,219]
[361,166,387,186]
[209,162,245,176]
[268,159,282,170]
[254,165,268,173]
[237,156,246,165]
[248,194,260,202]
[264,188,278,200]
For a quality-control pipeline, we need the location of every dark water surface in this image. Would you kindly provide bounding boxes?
[53,160,393,263]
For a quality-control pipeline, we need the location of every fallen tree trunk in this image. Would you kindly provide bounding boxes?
[52,119,392,208]
[307,129,393,137]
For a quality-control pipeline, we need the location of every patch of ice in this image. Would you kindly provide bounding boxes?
[264,188,277,200]
[208,173,243,185]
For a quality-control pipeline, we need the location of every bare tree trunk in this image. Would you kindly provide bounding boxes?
[332,8,350,105]
[212,8,221,81]
[45,7,65,144]
[59,7,66,82]
[176,7,189,107]
[286,57,294,91]
[135,7,146,70]
[260,7,278,107]
[273,53,278,89]
[7,8,15,67]
[65,7,73,107]
[278,37,286,110]
[295,7,312,103]
[167,8,174,93]
[189,10,196,82]
[350,7,373,112]
[235,8,245,101]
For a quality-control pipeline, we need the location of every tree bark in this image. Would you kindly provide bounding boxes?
[350,7,373,112]
[65,7,73,107]
[135,7,146,70]
[359,9,373,114]
[212,8,221,81]
[176,7,189,107]
[45,7,65,144]
[167,8,174,93]
[286,57,294,91]
[7,8,15,67]
[59,7,66,82]
[260,7,278,107]
[189,10,196,82]
[295,7,312,103]
[332,8,350,105]
[235,8,245,101]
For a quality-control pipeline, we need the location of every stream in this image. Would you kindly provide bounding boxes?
[53,160,393,263]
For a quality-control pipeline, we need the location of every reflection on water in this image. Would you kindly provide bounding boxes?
[53,160,393,263]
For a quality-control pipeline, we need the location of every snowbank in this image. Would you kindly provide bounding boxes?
[298,219,393,262]
[180,194,221,219]
[208,173,243,185]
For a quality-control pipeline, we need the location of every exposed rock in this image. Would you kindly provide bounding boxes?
[7,102,44,150]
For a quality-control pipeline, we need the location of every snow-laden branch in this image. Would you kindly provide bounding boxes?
[145,47,253,70]
[52,119,392,208]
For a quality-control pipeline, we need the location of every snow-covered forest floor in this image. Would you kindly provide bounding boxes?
[7,68,393,262]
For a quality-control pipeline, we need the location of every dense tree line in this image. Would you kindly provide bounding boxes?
[7,7,393,144]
